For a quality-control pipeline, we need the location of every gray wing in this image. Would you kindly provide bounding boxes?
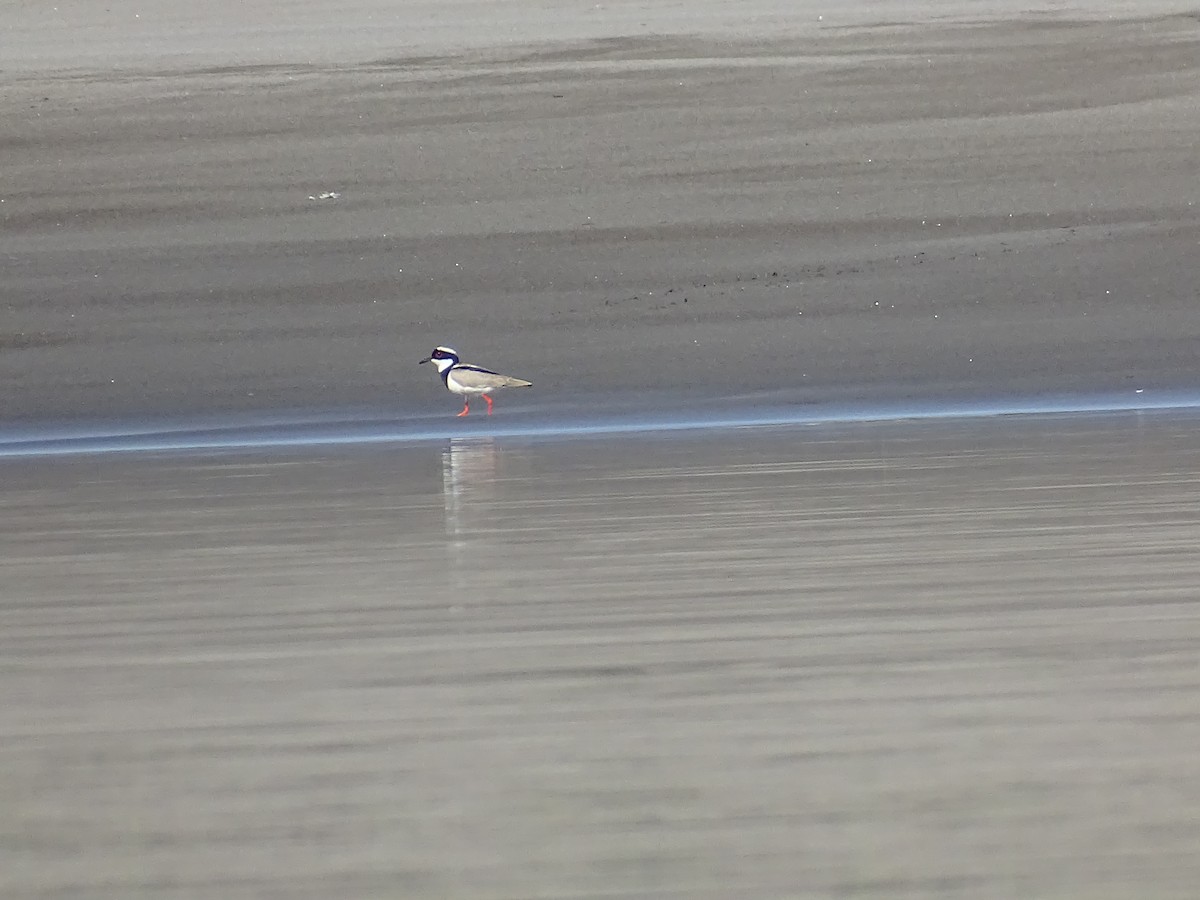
[452,366,532,389]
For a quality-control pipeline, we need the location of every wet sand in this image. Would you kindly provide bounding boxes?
[5,412,1200,898]
[5,2,1200,896]
[5,3,1200,421]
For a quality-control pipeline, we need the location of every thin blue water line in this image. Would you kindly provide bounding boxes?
[2,390,1199,459]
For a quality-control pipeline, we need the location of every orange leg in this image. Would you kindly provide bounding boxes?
[456,399,470,417]
[483,394,494,415]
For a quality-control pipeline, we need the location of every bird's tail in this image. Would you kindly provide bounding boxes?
[502,377,533,387]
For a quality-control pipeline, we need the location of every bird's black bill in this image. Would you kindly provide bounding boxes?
[418,357,431,364]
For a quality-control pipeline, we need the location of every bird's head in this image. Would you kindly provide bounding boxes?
[419,346,460,373]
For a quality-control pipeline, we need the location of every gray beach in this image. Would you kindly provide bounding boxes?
[4,2,1200,896]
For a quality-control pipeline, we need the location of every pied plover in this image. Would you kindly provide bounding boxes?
[419,346,532,417]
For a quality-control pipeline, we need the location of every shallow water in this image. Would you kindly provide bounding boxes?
[4,412,1200,898]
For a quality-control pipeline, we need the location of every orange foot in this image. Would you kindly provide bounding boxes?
[484,395,494,415]
[457,403,469,417]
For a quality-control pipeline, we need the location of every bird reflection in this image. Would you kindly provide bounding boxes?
[441,436,499,539]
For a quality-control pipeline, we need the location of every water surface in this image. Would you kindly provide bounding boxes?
[4,412,1199,897]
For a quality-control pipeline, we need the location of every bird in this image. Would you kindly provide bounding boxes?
[419,346,532,417]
